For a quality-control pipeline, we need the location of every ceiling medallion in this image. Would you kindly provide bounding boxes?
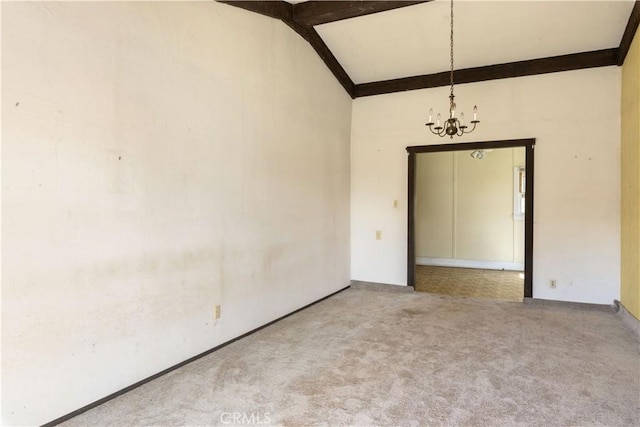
[426,0,479,138]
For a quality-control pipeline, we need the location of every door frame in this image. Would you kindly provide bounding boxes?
[406,138,536,298]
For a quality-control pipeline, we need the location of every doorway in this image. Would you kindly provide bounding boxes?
[407,139,535,299]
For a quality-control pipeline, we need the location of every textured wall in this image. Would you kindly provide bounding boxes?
[351,67,620,304]
[621,30,640,321]
[2,2,351,425]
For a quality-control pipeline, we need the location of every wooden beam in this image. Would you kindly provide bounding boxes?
[218,1,624,98]
[292,1,432,27]
[618,0,640,65]
[354,49,619,98]
[216,0,292,21]
[217,0,354,97]
[283,21,356,98]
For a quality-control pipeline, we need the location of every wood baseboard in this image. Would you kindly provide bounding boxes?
[416,257,524,272]
[615,299,640,339]
[42,285,350,427]
[524,298,615,312]
[350,280,414,293]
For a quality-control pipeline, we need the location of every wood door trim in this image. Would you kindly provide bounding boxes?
[406,138,535,298]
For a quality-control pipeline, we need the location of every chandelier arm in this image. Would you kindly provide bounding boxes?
[426,124,445,137]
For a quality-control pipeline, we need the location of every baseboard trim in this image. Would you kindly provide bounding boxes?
[523,298,615,312]
[416,257,524,271]
[614,300,640,339]
[41,285,350,427]
[350,280,414,293]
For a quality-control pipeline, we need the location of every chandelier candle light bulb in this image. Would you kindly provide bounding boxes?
[425,0,480,138]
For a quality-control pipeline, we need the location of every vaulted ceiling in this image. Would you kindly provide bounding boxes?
[219,0,640,99]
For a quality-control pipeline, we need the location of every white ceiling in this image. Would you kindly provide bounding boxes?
[311,0,635,84]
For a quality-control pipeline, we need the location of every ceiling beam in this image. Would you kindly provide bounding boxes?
[618,0,640,65]
[292,1,432,27]
[283,20,356,98]
[218,0,355,97]
[218,1,629,99]
[354,49,619,98]
[217,0,292,21]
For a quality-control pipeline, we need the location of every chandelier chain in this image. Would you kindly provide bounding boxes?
[449,0,454,98]
[425,0,479,138]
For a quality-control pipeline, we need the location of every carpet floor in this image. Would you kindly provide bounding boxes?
[415,266,524,302]
[61,288,639,426]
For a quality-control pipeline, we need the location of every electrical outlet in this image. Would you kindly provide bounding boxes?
[550,280,557,289]
[214,305,221,319]
[375,230,382,240]
[393,200,398,208]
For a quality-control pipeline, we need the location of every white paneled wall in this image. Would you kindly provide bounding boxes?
[416,148,525,270]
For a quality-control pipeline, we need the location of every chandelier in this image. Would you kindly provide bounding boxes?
[425,0,479,138]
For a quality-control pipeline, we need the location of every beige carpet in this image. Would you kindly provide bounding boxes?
[416,265,524,302]
[60,288,639,426]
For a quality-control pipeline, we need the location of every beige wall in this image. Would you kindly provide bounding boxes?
[351,66,620,304]
[415,152,455,258]
[456,148,522,264]
[621,30,640,321]
[1,3,352,425]
[416,148,525,269]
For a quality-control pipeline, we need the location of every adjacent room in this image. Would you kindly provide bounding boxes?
[2,1,639,425]
[413,146,527,302]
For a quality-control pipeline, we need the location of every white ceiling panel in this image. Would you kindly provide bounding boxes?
[315,0,635,84]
